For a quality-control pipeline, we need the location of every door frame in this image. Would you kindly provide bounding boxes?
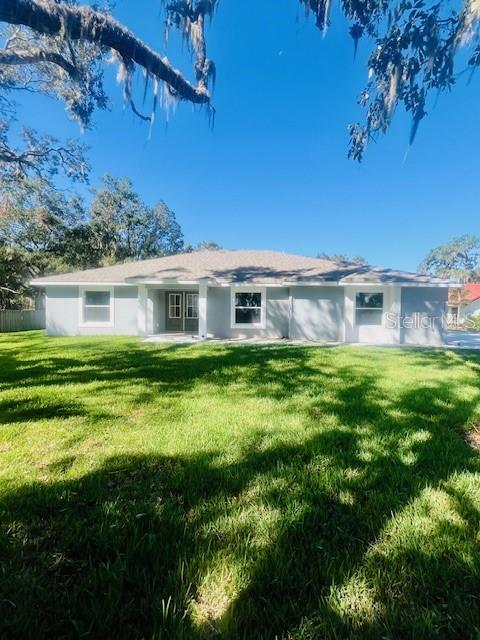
[166,290,199,332]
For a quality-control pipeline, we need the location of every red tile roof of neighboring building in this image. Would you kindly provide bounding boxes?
[449,283,480,304]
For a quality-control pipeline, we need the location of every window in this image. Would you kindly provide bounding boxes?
[186,293,199,319]
[82,289,112,325]
[231,289,265,328]
[447,305,459,326]
[355,292,383,326]
[168,293,182,319]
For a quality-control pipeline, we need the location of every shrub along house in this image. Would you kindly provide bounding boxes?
[31,250,449,344]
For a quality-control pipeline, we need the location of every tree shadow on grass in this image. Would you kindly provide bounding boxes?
[1,353,480,639]
[0,397,88,425]
[0,373,480,638]
[0,341,341,422]
[222,377,480,639]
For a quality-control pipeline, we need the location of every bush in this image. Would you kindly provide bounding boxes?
[463,314,480,332]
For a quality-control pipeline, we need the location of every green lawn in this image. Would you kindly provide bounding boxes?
[1,332,479,639]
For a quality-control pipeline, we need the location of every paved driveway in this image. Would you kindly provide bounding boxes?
[446,331,480,348]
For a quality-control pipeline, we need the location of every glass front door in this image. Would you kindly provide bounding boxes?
[165,291,199,332]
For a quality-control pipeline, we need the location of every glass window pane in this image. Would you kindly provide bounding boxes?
[84,306,110,322]
[235,292,261,308]
[169,294,181,318]
[235,307,261,324]
[85,291,110,306]
[186,294,199,318]
[356,309,383,326]
[356,292,383,309]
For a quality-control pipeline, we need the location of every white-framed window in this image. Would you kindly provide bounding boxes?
[79,286,114,326]
[230,288,266,328]
[355,292,384,326]
[186,293,199,319]
[168,293,182,319]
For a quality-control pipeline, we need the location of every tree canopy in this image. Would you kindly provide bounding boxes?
[1,0,479,177]
[317,252,367,264]
[0,243,36,309]
[0,174,186,308]
[89,176,185,264]
[418,235,480,281]
[187,240,223,252]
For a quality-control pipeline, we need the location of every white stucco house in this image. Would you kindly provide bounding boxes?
[31,250,450,344]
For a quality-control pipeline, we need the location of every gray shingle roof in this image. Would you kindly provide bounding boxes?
[30,250,449,286]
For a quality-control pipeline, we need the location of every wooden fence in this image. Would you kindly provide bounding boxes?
[0,309,46,333]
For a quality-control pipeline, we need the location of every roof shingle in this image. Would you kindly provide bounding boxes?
[30,249,449,286]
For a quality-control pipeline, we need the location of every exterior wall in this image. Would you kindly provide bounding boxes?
[290,286,344,342]
[461,298,480,323]
[45,282,448,346]
[344,285,401,344]
[45,286,79,336]
[45,285,139,336]
[207,286,289,339]
[400,287,447,345]
[152,290,167,333]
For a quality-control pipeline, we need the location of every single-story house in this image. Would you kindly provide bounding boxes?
[448,283,480,325]
[31,250,450,344]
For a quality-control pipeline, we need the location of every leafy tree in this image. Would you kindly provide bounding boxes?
[52,223,99,271]
[0,174,186,307]
[0,177,90,275]
[0,178,84,251]
[148,202,185,257]
[317,252,367,265]
[0,15,103,181]
[1,174,185,272]
[185,240,222,252]
[0,243,36,309]
[0,0,206,181]
[0,178,93,306]
[89,175,184,263]
[418,235,480,281]
[1,0,480,166]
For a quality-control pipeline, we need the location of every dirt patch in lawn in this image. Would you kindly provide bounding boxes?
[466,427,480,452]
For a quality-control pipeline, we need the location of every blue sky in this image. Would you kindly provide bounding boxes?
[17,0,479,271]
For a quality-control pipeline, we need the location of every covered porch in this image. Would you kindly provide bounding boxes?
[138,283,207,339]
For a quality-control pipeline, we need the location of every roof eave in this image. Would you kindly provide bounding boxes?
[32,278,451,288]
[30,280,134,287]
[340,280,451,287]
